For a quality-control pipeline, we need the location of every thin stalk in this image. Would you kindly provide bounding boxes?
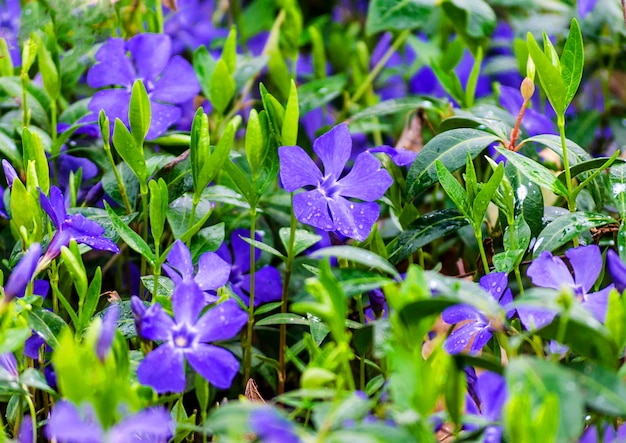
[356,294,365,391]
[103,141,133,214]
[475,230,490,274]
[243,206,257,383]
[278,197,298,394]
[140,185,149,289]
[558,116,578,246]
[24,391,37,443]
[350,30,410,104]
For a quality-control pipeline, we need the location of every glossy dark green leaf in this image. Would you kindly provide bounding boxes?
[560,18,584,109]
[557,157,624,185]
[255,313,309,327]
[407,128,500,199]
[505,162,544,237]
[349,97,435,122]
[190,223,225,259]
[527,32,566,116]
[471,161,504,228]
[435,160,470,216]
[442,0,495,52]
[365,0,436,35]
[609,163,626,218]
[104,201,154,265]
[388,209,469,264]
[112,119,146,185]
[28,308,65,349]
[312,246,400,280]
[166,192,213,240]
[278,227,322,257]
[533,211,617,256]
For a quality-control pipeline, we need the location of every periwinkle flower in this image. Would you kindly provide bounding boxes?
[249,407,303,443]
[442,273,512,355]
[606,249,626,294]
[2,243,41,302]
[45,400,174,443]
[0,352,18,379]
[2,159,18,189]
[465,371,507,443]
[96,304,120,361]
[132,280,247,393]
[163,239,231,304]
[279,124,393,241]
[216,229,282,307]
[0,0,21,66]
[578,0,599,19]
[163,0,228,55]
[87,33,201,140]
[527,245,612,322]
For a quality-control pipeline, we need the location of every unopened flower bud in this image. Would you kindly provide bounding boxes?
[520,77,535,101]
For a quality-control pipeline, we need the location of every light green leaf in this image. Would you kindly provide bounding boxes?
[278,227,322,257]
[527,32,566,116]
[435,160,470,218]
[366,0,437,35]
[104,201,154,265]
[560,18,584,108]
[311,246,400,280]
[128,80,151,145]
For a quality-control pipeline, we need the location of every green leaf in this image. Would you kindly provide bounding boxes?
[365,0,436,35]
[495,146,568,197]
[278,227,322,257]
[471,161,504,228]
[558,157,624,185]
[298,74,347,115]
[505,357,584,442]
[190,107,211,192]
[149,178,168,245]
[193,45,217,99]
[0,131,20,165]
[128,80,151,145]
[282,79,299,147]
[22,127,49,195]
[209,59,235,115]
[609,163,626,218]
[349,97,436,122]
[36,36,59,101]
[104,201,154,266]
[255,313,309,327]
[388,209,469,264]
[441,0,495,52]
[311,246,400,280]
[560,18,584,109]
[245,109,264,175]
[239,236,286,260]
[309,25,326,79]
[505,161,544,237]
[60,244,87,298]
[101,162,139,209]
[407,128,500,199]
[435,160,470,217]
[504,214,531,253]
[527,32,566,116]
[533,211,616,256]
[569,361,626,416]
[198,120,236,193]
[140,276,174,299]
[222,156,256,204]
[112,119,146,185]
[222,26,237,74]
[0,38,13,76]
[190,223,225,259]
[166,192,213,240]
[28,308,65,349]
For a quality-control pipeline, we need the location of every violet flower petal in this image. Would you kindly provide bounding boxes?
[107,407,174,442]
[186,343,240,389]
[4,243,41,300]
[2,159,17,189]
[566,244,601,294]
[132,297,175,342]
[88,89,131,128]
[442,304,485,324]
[126,33,172,82]
[239,266,282,305]
[172,279,206,325]
[87,38,135,88]
[313,124,352,179]
[45,401,103,443]
[146,101,182,140]
[195,299,247,343]
[96,304,120,361]
[582,285,612,323]
[293,190,334,231]
[249,408,302,443]
[278,145,323,191]
[607,249,626,293]
[166,240,194,279]
[152,56,201,104]
[230,229,261,274]
[337,152,393,201]
[326,198,379,241]
[470,328,493,354]
[0,352,18,377]
[475,371,507,421]
[137,343,185,393]
[444,322,488,355]
[195,251,231,292]
[527,251,574,290]
[517,305,557,330]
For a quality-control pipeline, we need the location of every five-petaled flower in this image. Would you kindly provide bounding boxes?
[132,280,247,393]
[442,272,513,355]
[87,33,201,140]
[38,186,119,271]
[278,124,393,241]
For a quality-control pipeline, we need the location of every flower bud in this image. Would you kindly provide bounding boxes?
[520,77,535,102]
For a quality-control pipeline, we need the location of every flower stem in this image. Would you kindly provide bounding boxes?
[103,141,133,214]
[558,116,578,246]
[243,206,257,384]
[475,230,490,274]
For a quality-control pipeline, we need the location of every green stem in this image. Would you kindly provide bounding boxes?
[24,390,37,443]
[356,294,365,391]
[350,30,410,104]
[243,206,257,383]
[514,266,525,296]
[278,197,298,394]
[475,230,490,274]
[558,116,578,246]
[140,184,149,288]
[103,142,133,214]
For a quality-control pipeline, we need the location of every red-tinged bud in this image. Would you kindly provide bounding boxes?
[521,77,535,102]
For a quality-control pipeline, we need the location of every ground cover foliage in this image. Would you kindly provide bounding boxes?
[2,0,626,441]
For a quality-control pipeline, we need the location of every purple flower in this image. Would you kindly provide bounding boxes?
[96,304,120,361]
[369,145,417,167]
[580,423,626,443]
[0,352,18,379]
[216,229,282,307]
[87,33,201,140]
[606,249,626,293]
[442,273,512,355]
[3,159,18,189]
[0,0,21,66]
[132,280,247,393]
[578,0,598,19]
[527,245,611,322]
[38,186,119,270]
[465,371,507,443]
[249,407,302,443]
[45,400,174,443]
[164,0,228,55]
[3,243,41,302]
[163,239,231,304]
[279,124,393,241]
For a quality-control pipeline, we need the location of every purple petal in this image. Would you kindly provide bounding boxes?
[239,266,282,305]
[517,305,557,330]
[152,56,201,104]
[313,124,352,179]
[0,353,18,377]
[369,145,417,167]
[327,197,379,241]
[39,187,65,229]
[186,343,239,389]
[250,408,302,443]
[195,299,247,342]
[2,159,18,189]
[147,101,182,140]
[4,243,41,300]
[96,304,120,361]
[88,89,131,128]
[195,251,231,291]
[498,85,523,115]
[337,152,392,201]
[45,401,103,443]
[18,415,34,443]
[479,272,509,302]
[87,38,136,88]
[470,327,493,353]
[172,279,206,325]
[137,343,186,393]
[444,322,487,354]
[107,408,174,442]
[126,33,172,83]
[527,251,574,290]
[522,108,555,136]
[567,244,601,294]
[132,297,175,341]
[293,190,334,231]
[475,372,507,421]
[278,145,323,191]
[166,240,194,280]
[230,229,261,275]
[578,0,598,18]
[607,249,626,293]
[65,213,120,253]
[582,285,612,323]
[442,304,485,324]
